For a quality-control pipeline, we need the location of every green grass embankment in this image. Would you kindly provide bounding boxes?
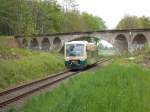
[0,36,65,91]
[17,59,150,112]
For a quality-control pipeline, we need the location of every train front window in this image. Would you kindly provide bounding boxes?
[66,44,84,56]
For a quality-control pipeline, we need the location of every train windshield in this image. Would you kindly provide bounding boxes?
[66,44,84,56]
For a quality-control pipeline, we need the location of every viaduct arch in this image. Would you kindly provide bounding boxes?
[15,28,150,53]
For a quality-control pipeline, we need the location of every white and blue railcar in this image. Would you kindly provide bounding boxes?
[64,41,98,70]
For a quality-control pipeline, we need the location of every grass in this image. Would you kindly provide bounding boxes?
[13,59,150,112]
[0,52,65,91]
[124,45,150,68]
[0,36,18,48]
[0,36,12,46]
[0,36,65,91]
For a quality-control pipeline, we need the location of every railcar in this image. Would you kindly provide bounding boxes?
[64,41,98,70]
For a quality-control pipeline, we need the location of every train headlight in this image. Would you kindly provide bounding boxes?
[66,57,69,61]
[80,57,84,61]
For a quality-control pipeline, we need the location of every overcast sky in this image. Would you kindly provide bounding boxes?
[58,0,150,29]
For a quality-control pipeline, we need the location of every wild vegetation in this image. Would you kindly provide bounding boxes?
[129,45,150,68]
[1,1,150,111]
[11,59,150,112]
[0,0,106,37]
[0,37,65,91]
[0,50,65,91]
[116,15,150,29]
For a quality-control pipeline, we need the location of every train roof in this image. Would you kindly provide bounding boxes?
[65,41,88,45]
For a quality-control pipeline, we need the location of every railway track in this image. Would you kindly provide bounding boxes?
[0,58,111,108]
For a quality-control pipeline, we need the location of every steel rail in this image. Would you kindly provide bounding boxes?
[0,71,78,107]
[0,70,69,96]
[0,58,111,108]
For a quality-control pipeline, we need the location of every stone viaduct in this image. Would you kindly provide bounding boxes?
[15,28,150,53]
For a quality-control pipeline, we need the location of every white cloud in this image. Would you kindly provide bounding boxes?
[57,0,150,29]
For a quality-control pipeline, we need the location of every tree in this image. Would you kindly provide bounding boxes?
[81,12,107,31]
[116,15,150,29]
[62,0,78,12]
[63,11,86,32]
[138,16,150,28]
[0,0,107,36]
[0,0,19,35]
[116,15,139,29]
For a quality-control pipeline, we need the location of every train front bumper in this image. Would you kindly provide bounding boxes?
[65,60,87,69]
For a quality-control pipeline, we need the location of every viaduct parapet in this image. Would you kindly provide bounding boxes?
[15,28,150,53]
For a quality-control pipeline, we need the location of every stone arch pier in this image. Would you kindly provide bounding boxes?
[15,28,150,53]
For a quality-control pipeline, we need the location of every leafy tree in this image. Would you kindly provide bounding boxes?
[82,12,107,31]
[116,15,150,29]
[0,0,18,35]
[0,0,107,36]
[138,16,150,28]
[116,15,139,29]
[63,11,86,32]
